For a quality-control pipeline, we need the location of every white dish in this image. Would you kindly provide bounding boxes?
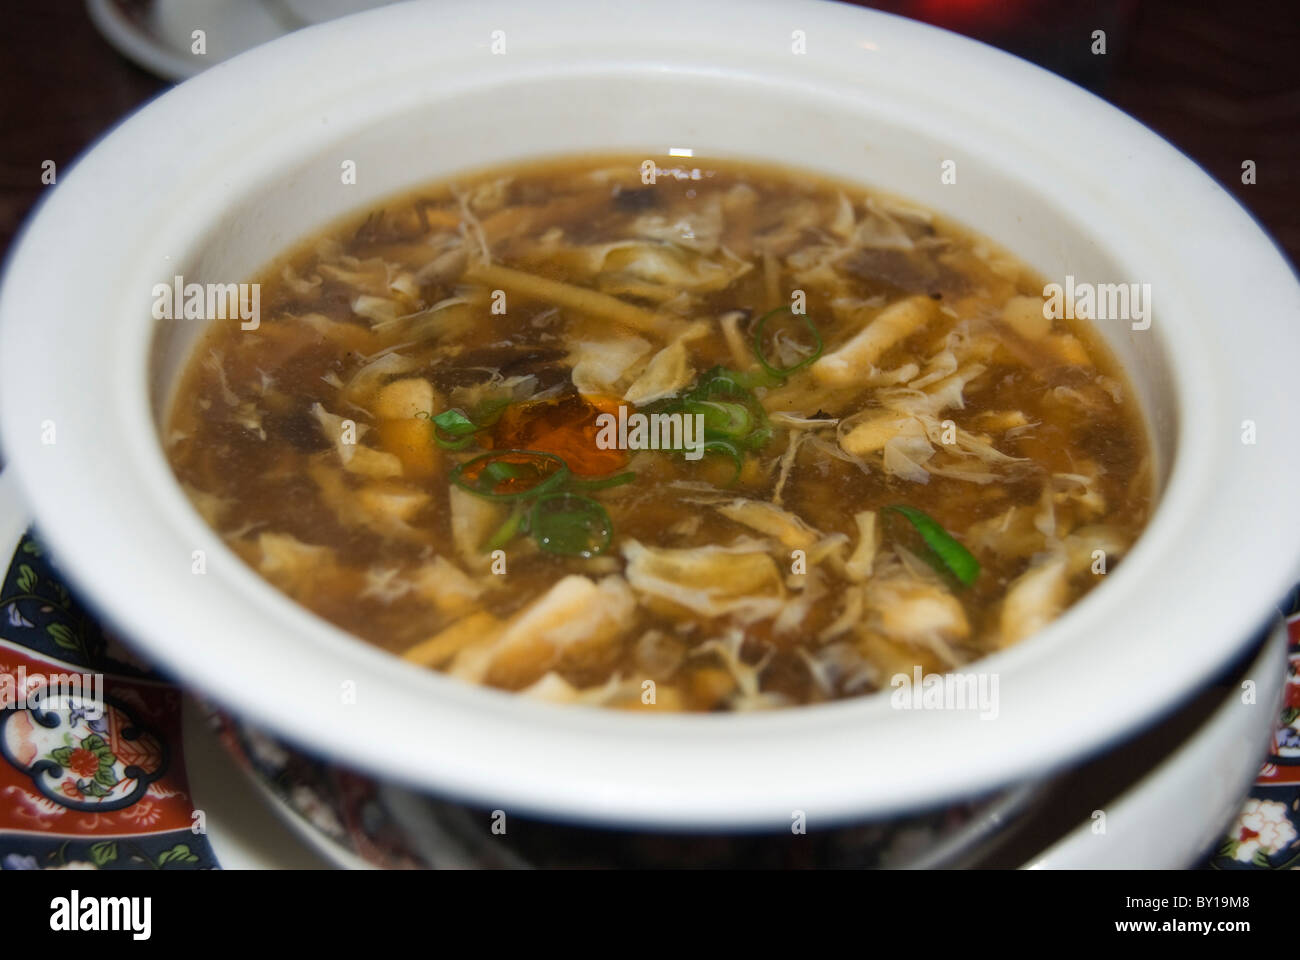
[178,698,337,869]
[87,0,291,81]
[1024,617,1289,868]
[4,0,1300,830]
[86,0,396,81]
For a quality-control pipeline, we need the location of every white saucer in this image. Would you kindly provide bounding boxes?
[179,697,335,869]
[87,0,396,81]
[1024,617,1287,868]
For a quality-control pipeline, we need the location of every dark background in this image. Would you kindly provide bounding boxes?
[1,0,1298,265]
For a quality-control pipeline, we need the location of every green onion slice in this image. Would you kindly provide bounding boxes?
[530,492,614,557]
[883,505,980,587]
[702,439,745,485]
[484,504,528,552]
[752,307,823,379]
[450,450,569,501]
[679,366,773,452]
[683,400,753,439]
[427,409,479,451]
[692,366,767,396]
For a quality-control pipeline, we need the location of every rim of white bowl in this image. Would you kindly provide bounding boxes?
[3,0,1300,829]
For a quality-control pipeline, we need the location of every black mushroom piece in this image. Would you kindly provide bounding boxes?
[430,342,572,395]
[610,186,660,212]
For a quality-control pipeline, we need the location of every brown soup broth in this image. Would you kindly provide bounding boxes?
[165,155,1152,712]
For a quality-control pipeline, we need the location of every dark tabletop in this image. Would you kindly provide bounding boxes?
[1,1,1297,268]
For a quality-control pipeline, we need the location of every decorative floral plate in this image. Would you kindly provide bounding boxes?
[1214,607,1300,869]
[0,462,331,870]
[0,530,217,870]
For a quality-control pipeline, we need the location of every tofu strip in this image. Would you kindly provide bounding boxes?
[840,412,915,456]
[812,295,935,386]
[403,611,501,668]
[999,554,1068,647]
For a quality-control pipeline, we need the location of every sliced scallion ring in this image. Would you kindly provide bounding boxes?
[450,450,570,501]
[426,409,479,450]
[752,306,823,379]
[530,492,614,557]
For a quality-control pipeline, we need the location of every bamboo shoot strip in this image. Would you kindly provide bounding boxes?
[462,262,674,335]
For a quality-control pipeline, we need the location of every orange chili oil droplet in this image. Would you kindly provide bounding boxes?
[459,450,565,496]
[488,393,628,476]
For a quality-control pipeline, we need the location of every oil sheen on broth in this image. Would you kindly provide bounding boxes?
[166,155,1152,712]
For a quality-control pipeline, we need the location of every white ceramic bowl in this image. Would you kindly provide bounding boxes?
[2,0,1299,830]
